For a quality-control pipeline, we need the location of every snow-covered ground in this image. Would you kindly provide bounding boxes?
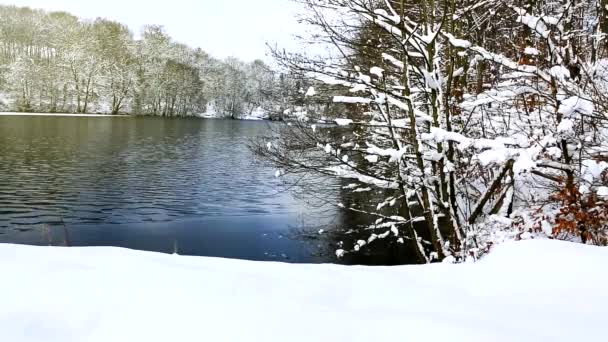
[0,112,129,117]
[0,240,605,342]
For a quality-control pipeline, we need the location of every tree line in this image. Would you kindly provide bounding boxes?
[0,5,285,117]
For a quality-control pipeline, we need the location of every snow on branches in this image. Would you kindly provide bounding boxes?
[258,0,608,263]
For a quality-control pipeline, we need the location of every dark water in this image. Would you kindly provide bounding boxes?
[0,116,339,262]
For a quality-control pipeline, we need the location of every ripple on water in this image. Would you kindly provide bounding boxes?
[0,117,303,230]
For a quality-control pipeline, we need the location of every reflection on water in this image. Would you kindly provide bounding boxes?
[0,116,337,262]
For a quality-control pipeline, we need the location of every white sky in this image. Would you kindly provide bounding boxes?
[2,0,306,62]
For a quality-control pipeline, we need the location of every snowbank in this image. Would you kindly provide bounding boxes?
[0,240,605,342]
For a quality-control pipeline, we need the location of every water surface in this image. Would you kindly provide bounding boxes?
[0,116,337,262]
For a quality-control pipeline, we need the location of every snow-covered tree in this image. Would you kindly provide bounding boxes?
[0,5,284,117]
[255,0,608,263]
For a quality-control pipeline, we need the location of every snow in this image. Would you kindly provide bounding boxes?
[326,165,399,189]
[581,160,608,185]
[239,115,265,121]
[366,144,407,163]
[334,118,353,126]
[558,96,594,116]
[198,104,268,120]
[370,66,384,78]
[349,83,367,93]
[513,149,537,174]
[597,187,608,198]
[240,107,268,121]
[557,119,574,133]
[550,65,570,81]
[382,53,404,69]
[373,8,400,24]
[524,47,540,55]
[515,8,550,38]
[0,241,605,341]
[333,96,372,104]
[305,87,317,97]
[365,155,379,163]
[444,33,472,48]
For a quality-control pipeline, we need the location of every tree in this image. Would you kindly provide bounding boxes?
[254,0,608,263]
[93,19,135,115]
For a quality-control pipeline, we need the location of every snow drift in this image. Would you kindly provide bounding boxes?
[0,240,605,342]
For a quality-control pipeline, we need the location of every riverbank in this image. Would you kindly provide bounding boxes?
[0,239,604,342]
[0,112,269,121]
[0,112,130,117]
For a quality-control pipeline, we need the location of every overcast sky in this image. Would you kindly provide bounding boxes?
[3,0,305,62]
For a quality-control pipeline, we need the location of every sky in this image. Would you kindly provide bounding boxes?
[3,0,306,62]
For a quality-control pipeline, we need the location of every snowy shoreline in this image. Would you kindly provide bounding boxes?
[0,239,605,342]
[0,112,272,120]
[0,112,130,117]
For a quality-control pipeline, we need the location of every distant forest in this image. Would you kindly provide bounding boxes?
[0,5,297,117]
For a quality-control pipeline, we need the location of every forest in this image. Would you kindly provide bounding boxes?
[0,5,287,118]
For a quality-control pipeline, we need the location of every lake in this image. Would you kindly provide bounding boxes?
[0,115,341,262]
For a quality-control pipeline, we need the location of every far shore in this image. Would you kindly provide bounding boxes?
[0,112,130,117]
[0,112,274,120]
